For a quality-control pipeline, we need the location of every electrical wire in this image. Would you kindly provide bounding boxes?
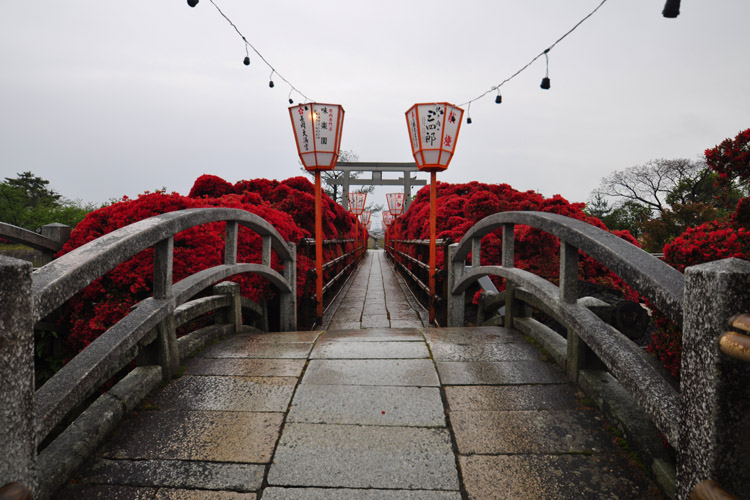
[207,0,313,102]
[458,0,610,107]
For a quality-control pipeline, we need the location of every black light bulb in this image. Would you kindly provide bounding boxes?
[495,94,502,104]
[269,80,275,88]
[289,98,294,104]
[662,0,680,17]
[540,77,551,90]
[187,0,199,7]
[467,117,472,124]
[243,56,250,66]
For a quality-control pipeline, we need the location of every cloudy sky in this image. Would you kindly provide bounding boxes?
[2,1,749,229]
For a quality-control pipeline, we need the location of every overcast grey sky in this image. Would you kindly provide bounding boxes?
[2,1,749,230]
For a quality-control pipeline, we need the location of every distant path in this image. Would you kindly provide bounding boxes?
[324,249,425,330]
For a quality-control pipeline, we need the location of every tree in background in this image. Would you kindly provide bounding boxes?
[0,171,94,230]
[704,128,750,205]
[588,158,743,251]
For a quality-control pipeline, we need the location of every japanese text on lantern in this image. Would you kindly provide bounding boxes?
[422,105,444,147]
[298,107,310,152]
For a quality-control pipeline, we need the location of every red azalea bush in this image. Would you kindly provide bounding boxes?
[388,181,641,310]
[58,176,359,353]
[649,196,750,377]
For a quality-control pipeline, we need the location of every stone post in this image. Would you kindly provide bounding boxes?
[677,258,750,500]
[447,244,464,327]
[280,244,297,331]
[0,256,37,494]
[41,223,71,248]
[502,224,517,329]
[138,237,179,380]
[213,281,242,333]
[342,171,350,210]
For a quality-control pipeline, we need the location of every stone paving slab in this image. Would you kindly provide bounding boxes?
[360,315,391,328]
[199,342,312,359]
[459,454,663,500]
[320,328,423,342]
[267,423,459,490]
[73,458,264,492]
[101,410,283,463]
[436,360,564,385]
[232,332,322,343]
[287,385,445,427]
[429,341,542,361]
[261,488,462,500]
[327,321,361,330]
[450,410,616,454]
[422,326,517,344]
[54,485,157,500]
[310,340,430,359]
[302,359,440,386]
[147,376,296,412]
[56,485,258,500]
[445,385,579,411]
[390,319,426,328]
[157,490,256,500]
[184,358,305,377]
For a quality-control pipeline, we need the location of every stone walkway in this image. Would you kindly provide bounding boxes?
[324,250,425,330]
[54,251,664,500]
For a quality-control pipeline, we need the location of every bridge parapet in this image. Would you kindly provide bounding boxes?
[0,207,298,499]
[446,210,750,500]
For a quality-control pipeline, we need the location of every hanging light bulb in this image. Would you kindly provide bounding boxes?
[288,89,294,104]
[662,0,680,17]
[187,0,199,7]
[243,56,250,66]
[269,70,275,88]
[466,103,473,124]
[540,49,551,90]
[495,89,502,104]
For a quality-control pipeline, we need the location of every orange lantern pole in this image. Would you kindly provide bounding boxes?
[314,171,323,318]
[289,103,345,324]
[405,103,464,325]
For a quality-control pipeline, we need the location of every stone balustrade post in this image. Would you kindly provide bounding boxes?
[677,258,750,500]
[0,256,37,494]
[213,281,242,333]
[280,244,297,331]
[447,244,464,327]
[137,237,179,380]
[41,223,71,248]
[502,224,517,329]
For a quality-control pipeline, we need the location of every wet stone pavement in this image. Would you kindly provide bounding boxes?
[54,251,665,500]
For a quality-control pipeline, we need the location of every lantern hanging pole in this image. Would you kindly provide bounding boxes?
[429,171,437,324]
[315,171,323,320]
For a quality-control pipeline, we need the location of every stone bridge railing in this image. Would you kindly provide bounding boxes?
[446,211,750,500]
[0,208,297,499]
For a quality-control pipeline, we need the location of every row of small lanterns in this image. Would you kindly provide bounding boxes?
[289,101,463,323]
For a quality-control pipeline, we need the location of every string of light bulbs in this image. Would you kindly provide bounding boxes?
[458,0,610,121]
[188,0,313,104]
[190,0,623,125]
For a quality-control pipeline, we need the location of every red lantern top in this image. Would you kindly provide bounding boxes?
[348,192,367,215]
[386,192,405,216]
[289,103,345,171]
[405,102,464,172]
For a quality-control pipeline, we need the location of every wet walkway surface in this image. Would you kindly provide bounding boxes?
[54,251,664,500]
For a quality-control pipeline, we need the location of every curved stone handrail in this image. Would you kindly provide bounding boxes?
[32,207,293,322]
[453,265,680,446]
[452,211,684,325]
[30,208,298,444]
[0,222,63,253]
[447,211,687,449]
